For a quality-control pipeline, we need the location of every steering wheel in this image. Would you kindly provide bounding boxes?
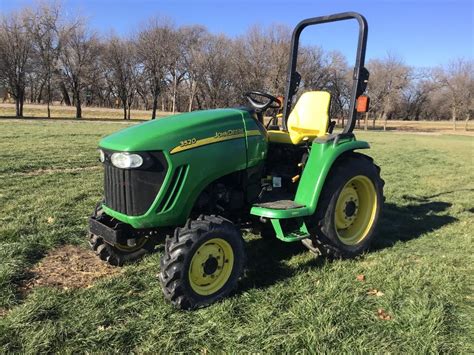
[244,91,282,111]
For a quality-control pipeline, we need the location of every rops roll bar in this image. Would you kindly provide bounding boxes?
[282,12,369,134]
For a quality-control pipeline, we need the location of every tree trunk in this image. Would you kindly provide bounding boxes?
[123,104,127,120]
[172,70,177,114]
[30,82,35,103]
[15,98,20,117]
[18,87,25,117]
[188,80,196,112]
[76,94,82,118]
[19,94,24,117]
[364,112,369,131]
[195,94,202,110]
[47,77,51,119]
[37,81,45,103]
[452,106,456,131]
[60,82,71,106]
[382,112,387,131]
[465,111,470,131]
[127,103,131,120]
[151,93,158,120]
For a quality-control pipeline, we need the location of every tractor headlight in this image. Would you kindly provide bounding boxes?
[110,152,143,169]
[99,149,105,163]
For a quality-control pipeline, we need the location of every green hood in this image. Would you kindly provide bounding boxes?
[99,108,247,152]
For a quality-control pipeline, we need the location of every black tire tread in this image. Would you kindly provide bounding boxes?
[304,152,384,258]
[159,214,245,310]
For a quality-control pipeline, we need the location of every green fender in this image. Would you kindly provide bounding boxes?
[250,137,370,219]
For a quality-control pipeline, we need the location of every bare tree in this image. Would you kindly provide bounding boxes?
[180,25,207,111]
[322,51,351,126]
[433,59,474,130]
[164,29,188,113]
[195,34,235,108]
[399,68,435,121]
[28,2,63,118]
[103,36,138,119]
[0,10,34,117]
[136,19,174,119]
[233,24,291,98]
[298,45,330,91]
[367,54,411,130]
[58,22,99,118]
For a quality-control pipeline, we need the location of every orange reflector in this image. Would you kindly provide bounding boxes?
[356,95,370,113]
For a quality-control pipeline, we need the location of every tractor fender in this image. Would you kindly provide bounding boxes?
[294,138,370,214]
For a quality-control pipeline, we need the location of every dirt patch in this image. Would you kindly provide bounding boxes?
[21,245,120,292]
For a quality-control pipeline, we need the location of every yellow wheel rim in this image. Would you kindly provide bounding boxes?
[188,238,234,296]
[334,175,378,246]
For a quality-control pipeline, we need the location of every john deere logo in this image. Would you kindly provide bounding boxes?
[215,129,244,138]
[170,128,260,155]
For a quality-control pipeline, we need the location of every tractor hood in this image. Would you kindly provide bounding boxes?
[99,108,247,153]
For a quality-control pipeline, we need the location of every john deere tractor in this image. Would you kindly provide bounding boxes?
[89,12,384,309]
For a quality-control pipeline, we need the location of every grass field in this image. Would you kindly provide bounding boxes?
[0,119,473,352]
[1,102,473,135]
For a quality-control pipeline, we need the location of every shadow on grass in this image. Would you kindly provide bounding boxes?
[238,237,322,293]
[372,195,458,250]
[239,193,458,293]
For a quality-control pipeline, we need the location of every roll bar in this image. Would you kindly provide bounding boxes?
[282,12,369,134]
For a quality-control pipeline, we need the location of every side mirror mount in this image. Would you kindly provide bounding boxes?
[356,95,370,113]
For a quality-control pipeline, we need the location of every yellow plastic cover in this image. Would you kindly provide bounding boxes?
[267,91,331,145]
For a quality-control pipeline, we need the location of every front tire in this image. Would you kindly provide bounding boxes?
[89,234,153,266]
[304,153,384,258]
[159,215,246,310]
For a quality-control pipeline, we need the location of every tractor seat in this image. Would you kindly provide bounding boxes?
[267,91,331,145]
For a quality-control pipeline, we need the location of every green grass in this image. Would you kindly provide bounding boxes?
[0,120,472,352]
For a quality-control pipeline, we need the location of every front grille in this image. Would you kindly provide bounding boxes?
[103,150,168,216]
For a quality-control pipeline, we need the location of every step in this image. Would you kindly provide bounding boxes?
[253,199,305,210]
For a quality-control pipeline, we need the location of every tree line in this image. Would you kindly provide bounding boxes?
[0,3,472,129]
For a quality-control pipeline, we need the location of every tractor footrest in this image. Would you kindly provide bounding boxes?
[254,200,305,210]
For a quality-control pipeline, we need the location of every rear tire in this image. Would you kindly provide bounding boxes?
[303,153,384,258]
[159,215,245,310]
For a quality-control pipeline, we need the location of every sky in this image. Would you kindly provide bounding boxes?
[1,0,473,68]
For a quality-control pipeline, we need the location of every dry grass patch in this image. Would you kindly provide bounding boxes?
[21,245,120,292]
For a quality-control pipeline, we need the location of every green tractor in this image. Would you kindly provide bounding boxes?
[89,12,384,309]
